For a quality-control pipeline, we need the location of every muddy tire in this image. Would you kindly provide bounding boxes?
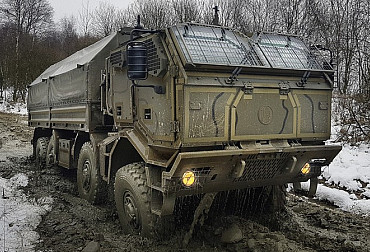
[35,137,49,169]
[114,162,154,237]
[77,142,105,204]
[46,135,57,168]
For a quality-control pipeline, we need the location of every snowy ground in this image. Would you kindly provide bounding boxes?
[0,174,53,252]
[0,100,27,115]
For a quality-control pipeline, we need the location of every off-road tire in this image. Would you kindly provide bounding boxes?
[77,142,105,204]
[46,135,57,168]
[114,162,154,237]
[35,137,49,169]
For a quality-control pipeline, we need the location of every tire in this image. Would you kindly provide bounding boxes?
[114,162,154,237]
[46,135,57,168]
[35,137,49,169]
[77,142,105,204]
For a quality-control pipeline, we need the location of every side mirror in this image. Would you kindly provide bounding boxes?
[126,41,148,80]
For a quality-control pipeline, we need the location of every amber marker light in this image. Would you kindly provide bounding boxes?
[301,163,311,175]
[182,171,196,187]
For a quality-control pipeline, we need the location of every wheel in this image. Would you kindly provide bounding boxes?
[35,137,49,169]
[46,135,57,168]
[114,162,154,237]
[77,142,105,204]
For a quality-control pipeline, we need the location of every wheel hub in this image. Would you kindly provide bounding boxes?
[48,146,55,164]
[36,147,42,168]
[123,191,140,230]
[82,160,92,192]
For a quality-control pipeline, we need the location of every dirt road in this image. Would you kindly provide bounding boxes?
[0,112,369,252]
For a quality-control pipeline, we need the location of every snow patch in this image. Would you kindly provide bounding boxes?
[315,184,370,216]
[300,182,370,216]
[0,99,27,115]
[0,174,53,252]
[323,144,370,192]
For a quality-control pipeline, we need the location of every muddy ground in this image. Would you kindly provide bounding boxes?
[0,111,369,252]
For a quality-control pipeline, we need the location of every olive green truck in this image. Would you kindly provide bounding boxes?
[28,23,341,236]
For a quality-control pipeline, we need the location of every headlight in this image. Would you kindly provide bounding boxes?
[301,163,311,175]
[182,171,196,187]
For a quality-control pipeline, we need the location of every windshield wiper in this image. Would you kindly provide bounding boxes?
[297,70,311,87]
[225,49,250,85]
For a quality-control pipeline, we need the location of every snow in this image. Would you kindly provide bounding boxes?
[0,89,28,115]
[0,174,53,252]
[300,182,370,216]
[0,100,27,115]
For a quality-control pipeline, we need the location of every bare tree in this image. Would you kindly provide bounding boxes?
[0,0,53,35]
[58,16,79,55]
[92,2,117,37]
[171,0,202,23]
[0,0,53,100]
[132,0,175,29]
[78,0,93,37]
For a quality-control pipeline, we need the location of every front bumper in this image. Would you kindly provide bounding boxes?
[162,144,341,196]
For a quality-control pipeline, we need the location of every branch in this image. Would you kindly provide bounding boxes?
[348,104,369,138]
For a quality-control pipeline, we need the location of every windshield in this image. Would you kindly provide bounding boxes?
[171,24,331,71]
[251,33,329,70]
[172,24,264,67]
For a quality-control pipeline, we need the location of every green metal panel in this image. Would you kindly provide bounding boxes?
[232,89,296,140]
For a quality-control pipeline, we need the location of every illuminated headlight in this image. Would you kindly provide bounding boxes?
[182,171,196,187]
[301,163,311,175]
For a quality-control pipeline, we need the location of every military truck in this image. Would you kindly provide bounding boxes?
[28,22,341,237]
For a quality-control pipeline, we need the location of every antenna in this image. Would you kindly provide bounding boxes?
[212,6,219,25]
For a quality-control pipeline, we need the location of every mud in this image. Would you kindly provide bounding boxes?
[0,111,369,252]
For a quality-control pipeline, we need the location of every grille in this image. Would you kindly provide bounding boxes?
[110,51,123,67]
[144,39,160,72]
[234,153,290,182]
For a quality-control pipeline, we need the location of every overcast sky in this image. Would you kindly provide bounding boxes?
[48,0,134,22]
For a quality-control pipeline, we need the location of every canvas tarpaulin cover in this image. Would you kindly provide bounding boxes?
[28,33,117,110]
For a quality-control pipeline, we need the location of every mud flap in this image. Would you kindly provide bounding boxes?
[183,193,217,245]
[293,177,319,197]
[308,177,318,197]
[293,181,302,191]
